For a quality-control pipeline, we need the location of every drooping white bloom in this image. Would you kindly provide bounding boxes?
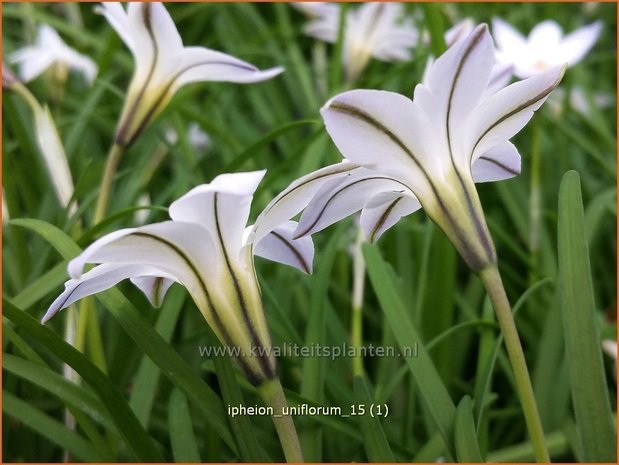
[493,18,602,78]
[294,25,564,271]
[33,105,77,214]
[300,2,419,82]
[98,3,283,147]
[8,24,97,84]
[3,62,76,213]
[43,170,324,385]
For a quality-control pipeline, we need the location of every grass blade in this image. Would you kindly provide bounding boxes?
[212,337,268,461]
[3,390,102,462]
[168,389,202,463]
[363,244,456,458]
[3,300,163,462]
[11,218,238,454]
[300,225,346,461]
[557,170,616,462]
[3,354,113,429]
[454,395,483,462]
[353,375,395,462]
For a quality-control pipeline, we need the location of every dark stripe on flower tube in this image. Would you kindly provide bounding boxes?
[213,194,276,379]
[260,164,359,219]
[471,78,562,156]
[124,59,262,148]
[269,230,311,274]
[369,196,403,244]
[294,176,412,238]
[115,4,160,147]
[444,26,496,265]
[478,156,520,176]
[132,232,264,384]
[47,281,86,320]
[327,102,479,267]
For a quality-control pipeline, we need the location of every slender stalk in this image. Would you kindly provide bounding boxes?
[93,143,125,223]
[257,379,304,463]
[479,265,549,463]
[351,227,365,377]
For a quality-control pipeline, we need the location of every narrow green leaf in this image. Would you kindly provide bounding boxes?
[300,225,346,461]
[3,300,163,462]
[3,354,114,429]
[3,390,102,462]
[363,244,456,458]
[129,286,185,427]
[3,322,46,364]
[11,218,238,455]
[168,389,201,463]
[353,375,395,462]
[454,395,483,462]
[558,170,616,462]
[10,261,67,310]
[223,119,319,172]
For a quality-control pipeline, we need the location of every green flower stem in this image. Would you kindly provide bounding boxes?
[93,143,125,223]
[10,81,40,112]
[351,227,365,377]
[480,265,549,463]
[257,379,304,463]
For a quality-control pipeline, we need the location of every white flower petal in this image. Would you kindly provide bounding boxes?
[250,162,358,244]
[486,62,514,95]
[528,20,563,51]
[303,18,339,43]
[176,47,283,87]
[96,3,136,55]
[492,18,527,57]
[445,18,475,47]
[293,2,340,19]
[360,192,421,243]
[9,47,54,82]
[472,141,521,183]
[42,263,176,323]
[130,275,175,307]
[557,21,602,66]
[253,221,314,274]
[295,168,414,238]
[68,222,220,296]
[169,171,266,260]
[325,89,442,179]
[602,339,617,360]
[470,66,564,161]
[149,3,184,59]
[415,25,494,165]
[9,24,97,84]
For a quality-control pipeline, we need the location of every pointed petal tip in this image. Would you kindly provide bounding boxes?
[41,310,55,324]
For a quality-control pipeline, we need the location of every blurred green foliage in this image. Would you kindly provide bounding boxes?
[2,2,616,462]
